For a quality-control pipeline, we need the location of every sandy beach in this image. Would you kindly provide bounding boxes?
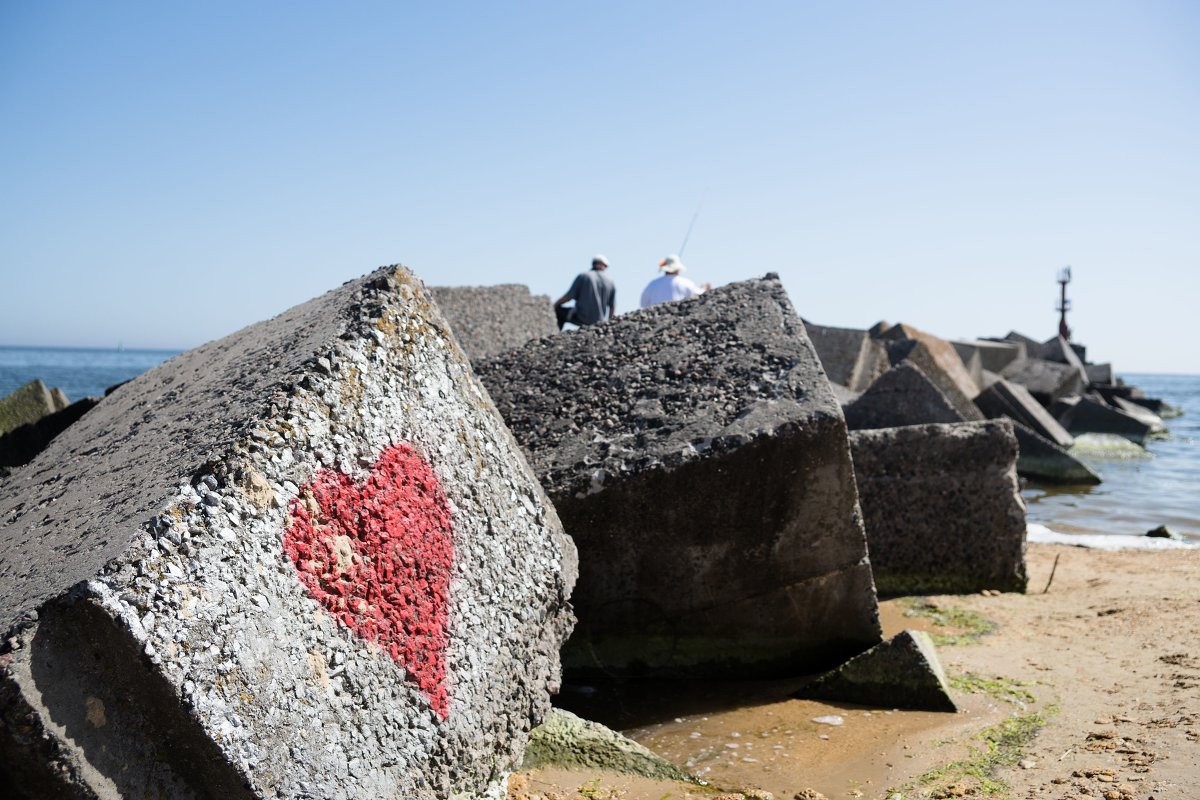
[512,542,1200,799]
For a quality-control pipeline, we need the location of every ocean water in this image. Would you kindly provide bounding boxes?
[0,346,180,403]
[1,347,1196,542]
[1022,373,1199,542]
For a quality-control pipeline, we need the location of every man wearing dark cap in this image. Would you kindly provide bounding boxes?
[553,254,616,330]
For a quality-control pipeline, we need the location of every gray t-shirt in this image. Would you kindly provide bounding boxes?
[565,269,616,326]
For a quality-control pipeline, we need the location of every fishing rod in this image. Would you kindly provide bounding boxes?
[677,189,707,258]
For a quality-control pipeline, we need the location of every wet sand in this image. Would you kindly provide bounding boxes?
[511,543,1200,799]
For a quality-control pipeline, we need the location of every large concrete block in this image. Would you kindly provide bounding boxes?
[1039,335,1088,375]
[476,276,882,677]
[1010,422,1100,485]
[974,378,1073,448]
[1053,395,1153,444]
[0,396,100,467]
[0,380,60,437]
[804,322,889,391]
[952,339,1026,374]
[843,363,965,430]
[1085,363,1114,384]
[883,333,984,421]
[430,283,556,361]
[849,421,1027,596]
[0,266,577,800]
[1000,357,1086,406]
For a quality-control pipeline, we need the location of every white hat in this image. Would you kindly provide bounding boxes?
[592,254,608,266]
[659,254,686,273]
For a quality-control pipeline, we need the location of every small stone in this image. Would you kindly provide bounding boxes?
[812,715,844,726]
[1019,758,1036,769]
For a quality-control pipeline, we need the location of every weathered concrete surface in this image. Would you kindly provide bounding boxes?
[1053,396,1153,444]
[0,397,100,467]
[0,266,577,800]
[880,325,983,421]
[430,283,557,361]
[476,276,882,677]
[804,323,889,392]
[952,339,1026,375]
[520,709,696,781]
[795,630,956,712]
[842,363,965,431]
[1011,422,1100,485]
[974,378,1074,448]
[1000,357,1087,406]
[849,421,1027,596]
[0,380,61,437]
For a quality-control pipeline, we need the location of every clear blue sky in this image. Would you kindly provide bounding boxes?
[3,1,1198,373]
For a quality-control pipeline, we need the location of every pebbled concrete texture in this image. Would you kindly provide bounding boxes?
[475,276,882,677]
[795,629,956,712]
[0,266,577,800]
[842,363,965,431]
[849,421,1027,596]
[430,284,556,362]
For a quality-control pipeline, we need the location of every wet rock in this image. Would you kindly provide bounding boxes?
[804,322,889,391]
[1110,396,1165,434]
[842,363,964,430]
[521,708,696,782]
[974,378,1073,448]
[476,276,882,677]
[430,283,556,361]
[1145,525,1184,540]
[795,630,957,712]
[0,266,576,800]
[849,421,1027,596]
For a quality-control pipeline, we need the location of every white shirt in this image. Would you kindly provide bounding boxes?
[640,273,704,308]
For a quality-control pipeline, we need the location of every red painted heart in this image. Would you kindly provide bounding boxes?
[282,443,453,719]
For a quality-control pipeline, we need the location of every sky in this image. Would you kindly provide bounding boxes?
[2,1,1198,373]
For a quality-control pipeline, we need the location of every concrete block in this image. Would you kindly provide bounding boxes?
[0,397,100,467]
[1112,396,1166,433]
[1053,396,1153,444]
[430,283,556,361]
[1002,330,1042,350]
[952,339,1026,374]
[0,380,59,438]
[795,630,956,712]
[804,322,889,391]
[521,708,695,781]
[1011,422,1100,485]
[0,266,577,800]
[49,387,69,412]
[1085,363,1113,384]
[1039,336,1088,376]
[476,276,882,677]
[884,338,984,421]
[843,363,965,430]
[1000,357,1086,406]
[849,421,1027,596]
[974,378,1073,448]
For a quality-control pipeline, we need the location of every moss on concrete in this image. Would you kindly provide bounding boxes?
[521,708,697,783]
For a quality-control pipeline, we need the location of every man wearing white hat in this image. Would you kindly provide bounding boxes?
[554,254,616,329]
[639,255,710,309]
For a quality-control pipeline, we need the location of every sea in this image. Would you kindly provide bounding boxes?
[1,347,1197,543]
